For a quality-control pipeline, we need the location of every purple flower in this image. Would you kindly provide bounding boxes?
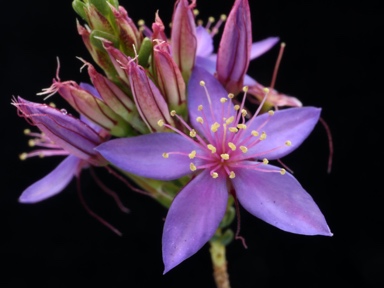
[96,66,332,272]
[12,96,108,203]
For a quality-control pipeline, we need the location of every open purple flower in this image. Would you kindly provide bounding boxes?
[12,96,108,203]
[96,66,332,273]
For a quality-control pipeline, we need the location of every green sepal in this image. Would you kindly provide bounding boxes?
[137,37,153,68]
[72,0,88,21]
[90,30,119,50]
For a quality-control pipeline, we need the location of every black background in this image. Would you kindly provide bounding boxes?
[1,0,382,287]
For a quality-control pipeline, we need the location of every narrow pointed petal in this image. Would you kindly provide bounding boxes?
[216,0,252,93]
[232,162,332,236]
[247,83,303,108]
[13,97,107,166]
[95,133,199,180]
[188,66,235,137]
[171,0,197,82]
[195,56,217,76]
[245,107,321,160]
[250,37,280,60]
[162,170,228,273]
[128,60,174,132]
[153,42,186,111]
[196,26,214,58]
[19,156,82,203]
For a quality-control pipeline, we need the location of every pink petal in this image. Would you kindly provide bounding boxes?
[250,37,280,60]
[162,170,228,273]
[244,107,321,160]
[95,133,199,181]
[231,162,332,236]
[19,156,82,203]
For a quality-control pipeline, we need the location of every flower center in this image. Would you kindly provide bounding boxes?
[159,81,290,179]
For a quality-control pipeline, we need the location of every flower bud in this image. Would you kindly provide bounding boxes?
[128,60,174,132]
[171,0,197,83]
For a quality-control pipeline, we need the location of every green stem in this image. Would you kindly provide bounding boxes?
[210,230,231,288]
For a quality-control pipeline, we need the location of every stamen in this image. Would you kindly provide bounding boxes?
[189,150,196,159]
[241,109,247,117]
[207,144,216,153]
[200,81,205,86]
[193,9,199,16]
[228,142,236,151]
[268,110,275,116]
[259,132,267,140]
[234,105,240,111]
[262,158,269,164]
[220,97,228,103]
[239,146,248,153]
[228,93,234,99]
[198,105,203,111]
[237,124,247,130]
[225,116,235,125]
[23,129,31,135]
[280,169,286,175]
[220,154,229,160]
[28,139,35,147]
[190,163,197,171]
[251,130,259,136]
[170,110,177,116]
[229,127,238,133]
[229,171,236,179]
[189,129,197,137]
[162,152,169,158]
[157,119,164,127]
[211,122,220,132]
[19,153,28,160]
[196,116,204,124]
[211,172,218,178]
[285,140,292,146]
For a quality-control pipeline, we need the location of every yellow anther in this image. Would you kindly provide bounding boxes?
[208,16,215,23]
[23,129,31,135]
[234,105,240,111]
[193,9,199,16]
[241,109,247,117]
[240,146,248,153]
[225,116,235,125]
[28,139,35,147]
[211,122,220,132]
[211,172,218,178]
[137,19,145,26]
[242,86,249,92]
[228,93,234,99]
[263,87,270,93]
[228,142,236,151]
[49,102,56,108]
[19,153,28,161]
[197,19,203,26]
[237,123,247,130]
[268,110,275,116]
[220,97,228,103]
[220,153,229,160]
[260,131,267,140]
[170,110,176,116]
[285,140,292,146]
[229,171,235,179]
[229,127,238,133]
[162,152,169,158]
[198,105,203,111]
[189,150,196,159]
[262,158,269,164]
[196,116,204,124]
[207,144,216,153]
[189,129,197,138]
[280,169,286,175]
[220,14,227,21]
[199,80,205,86]
[251,130,259,136]
[190,163,197,171]
[157,119,164,127]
